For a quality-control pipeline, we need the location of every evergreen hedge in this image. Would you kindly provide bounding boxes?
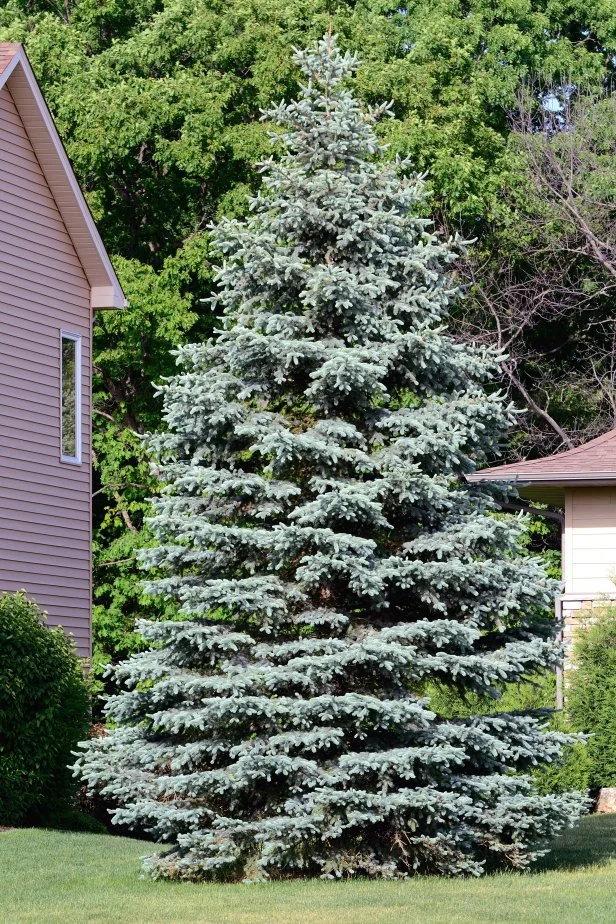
[568,609,616,791]
[0,593,90,825]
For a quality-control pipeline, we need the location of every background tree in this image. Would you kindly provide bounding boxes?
[459,87,616,460]
[76,37,583,881]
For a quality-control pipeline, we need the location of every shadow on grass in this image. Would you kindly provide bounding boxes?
[532,813,616,873]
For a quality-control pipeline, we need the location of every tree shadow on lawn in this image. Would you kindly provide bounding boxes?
[531,813,616,873]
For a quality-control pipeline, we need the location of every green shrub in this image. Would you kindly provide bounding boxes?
[426,673,591,796]
[0,593,90,825]
[39,803,108,834]
[424,671,556,719]
[568,608,616,791]
[533,740,592,795]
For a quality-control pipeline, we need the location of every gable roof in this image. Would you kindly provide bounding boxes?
[0,43,125,309]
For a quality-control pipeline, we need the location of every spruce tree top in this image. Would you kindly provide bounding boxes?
[146,34,546,637]
[76,35,583,882]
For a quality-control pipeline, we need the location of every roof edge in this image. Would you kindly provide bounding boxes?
[466,471,616,485]
[0,44,21,84]
[0,45,126,309]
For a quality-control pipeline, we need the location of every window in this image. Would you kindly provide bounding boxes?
[60,332,82,464]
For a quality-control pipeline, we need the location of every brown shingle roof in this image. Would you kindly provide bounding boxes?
[0,44,20,77]
[467,428,616,485]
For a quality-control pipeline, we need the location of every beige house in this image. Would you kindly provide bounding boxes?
[468,429,616,692]
[0,44,125,657]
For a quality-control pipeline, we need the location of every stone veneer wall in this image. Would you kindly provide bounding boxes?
[558,594,616,669]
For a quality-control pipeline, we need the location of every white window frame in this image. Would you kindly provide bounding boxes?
[60,330,82,465]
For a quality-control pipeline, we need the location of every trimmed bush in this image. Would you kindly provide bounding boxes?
[0,592,90,825]
[568,608,616,792]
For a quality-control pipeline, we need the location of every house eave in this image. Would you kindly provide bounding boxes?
[0,45,126,311]
[90,285,128,310]
[466,472,616,486]
[466,471,616,507]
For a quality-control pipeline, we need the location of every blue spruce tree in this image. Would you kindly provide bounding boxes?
[76,35,584,881]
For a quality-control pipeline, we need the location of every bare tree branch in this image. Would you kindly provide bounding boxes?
[504,364,574,449]
[452,86,616,459]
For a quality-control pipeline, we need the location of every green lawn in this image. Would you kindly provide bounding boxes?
[2,816,616,924]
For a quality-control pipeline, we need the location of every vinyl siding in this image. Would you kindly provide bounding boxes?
[564,488,616,595]
[0,83,91,657]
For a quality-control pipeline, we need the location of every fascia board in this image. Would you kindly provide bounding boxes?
[466,472,616,485]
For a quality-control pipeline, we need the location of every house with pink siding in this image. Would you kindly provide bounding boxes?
[0,44,125,658]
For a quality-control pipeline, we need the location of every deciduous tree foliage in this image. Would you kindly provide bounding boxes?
[76,38,583,880]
